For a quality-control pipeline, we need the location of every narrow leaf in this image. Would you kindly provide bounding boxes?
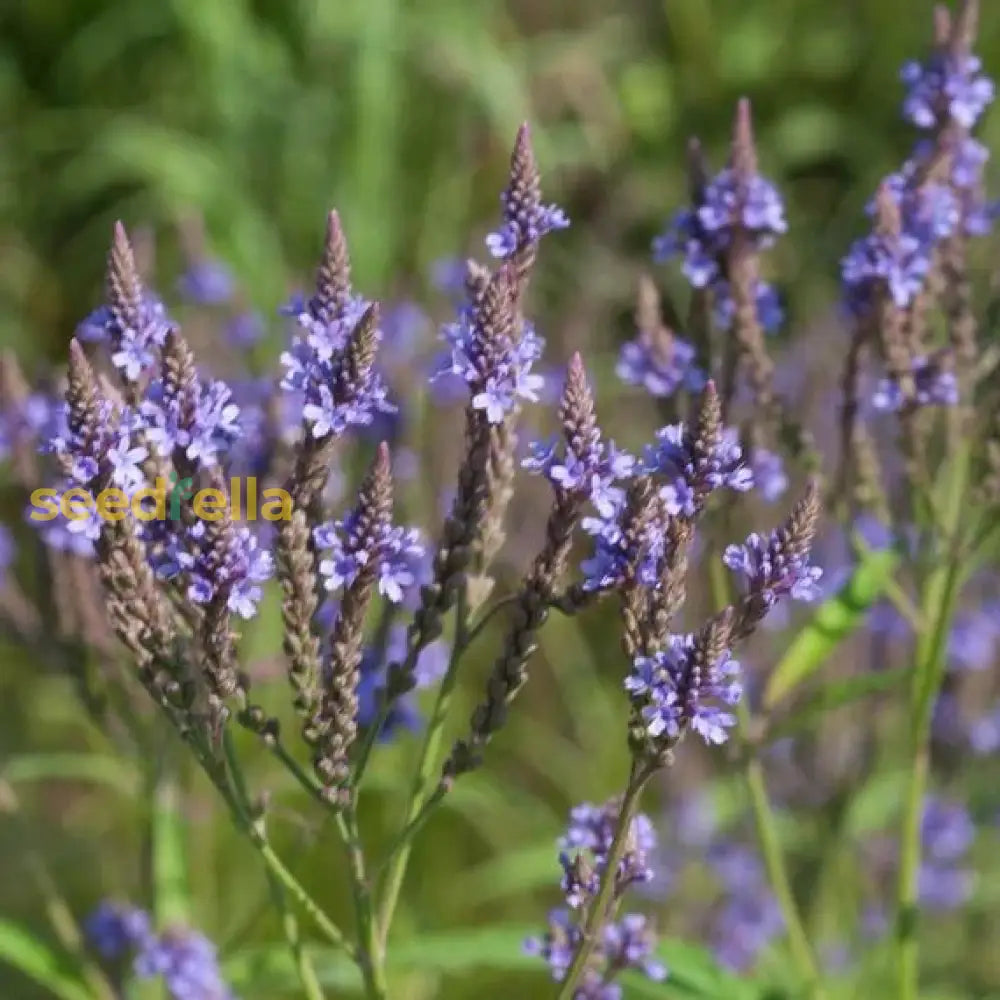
[764,549,900,708]
[0,919,92,1000]
[767,667,910,740]
[151,778,189,926]
[1,753,138,795]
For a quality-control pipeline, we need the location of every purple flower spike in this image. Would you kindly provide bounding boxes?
[642,422,753,517]
[485,124,569,260]
[902,53,994,130]
[724,529,823,606]
[627,632,742,746]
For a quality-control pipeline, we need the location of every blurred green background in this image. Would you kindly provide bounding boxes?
[3,0,1000,998]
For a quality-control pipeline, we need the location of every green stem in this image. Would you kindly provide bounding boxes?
[896,442,970,1000]
[264,868,327,1000]
[741,718,822,993]
[219,730,356,961]
[224,731,327,1000]
[708,554,822,996]
[556,760,652,1000]
[376,587,470,945]
[339,808,388,999]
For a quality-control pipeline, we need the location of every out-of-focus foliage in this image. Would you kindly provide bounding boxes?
[3,2,1000,1000]
[2,0,998,367]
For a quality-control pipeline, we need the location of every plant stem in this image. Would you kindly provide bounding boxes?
[264,868,327,1000]
[896,442,969,1000]
[339,807,388,1000]
[219,730,356,961]
[708,553,822,996]
[376,586,469,945]
[741,719,822,994]
[556,760,653,1000]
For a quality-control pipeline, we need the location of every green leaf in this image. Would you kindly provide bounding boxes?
[767,666,910,740]
[151,778,189,926]
[448,842,558,909]
[629,939,763,998]
[228,929,757,998]
[764,549,900,708]
[0,919,92,1000]
[1,753,138,795]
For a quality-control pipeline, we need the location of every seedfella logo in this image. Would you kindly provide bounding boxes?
[29,476,292,523]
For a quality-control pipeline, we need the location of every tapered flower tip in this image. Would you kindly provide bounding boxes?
[68,337,89,372]
[950,0,979,55]
[702,605,735,662]
[934,4,953,46]
[788,478,822,552]
[373,440,391,474]
[346,302,381,374]
[511,122,538,175]
[361,440,394,518]
[635,274,663,332]
[874,182,902,238]
[107,220,142,315]
[314,209,351,313]
[694,378,722,453]
[731,97,758,179]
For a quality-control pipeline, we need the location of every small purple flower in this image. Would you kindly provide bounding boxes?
[485,125,569,259]
[841,228,931,316]
[901,53,994,130]
[871,356,958,413]
[135,926,236,1000]
[922,797,975,863]
[712,891,784,971]
[175,521,274,619]
[712,279,784,333]
[750,448,787,503]
[948,611,997,671]
[559,800,657,907]
[315,505,423,605]
[970,704,1000,755]
[280,287,395,440]
[616,333,703,399]
[85,901,152,960]
[725,527,823,607]
[177,258,235,305]
[225,312,266,349]
[628,634,742,746]
[642,422,754,517]
[523,410,634,518]
[436,297,546,424]
[142,377,242,470]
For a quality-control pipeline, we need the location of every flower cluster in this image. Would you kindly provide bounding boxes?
[842,11,996,411]
[641,420,753,518]
[919,797,975,910]
[871,355,958,412]
[314,500,423,604]
[356,624,449,737]
[626,632,743,746]
[706,843,785,971]
[525,800,666,997]
[724,526,823,608]
[141,375,242,470]
[77,296,172,383]
[85,901,236,1000]
[485,123,569,260]
[616,330,701,399]
[523,423,634,518]
[435,266,545,423]
[281,301,394,439]
[653,163,786,334]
